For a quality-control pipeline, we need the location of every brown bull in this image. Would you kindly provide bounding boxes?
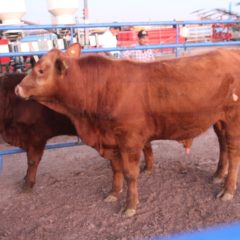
[15,44,240,217]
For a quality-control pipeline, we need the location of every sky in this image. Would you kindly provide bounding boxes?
[23,0,239,24]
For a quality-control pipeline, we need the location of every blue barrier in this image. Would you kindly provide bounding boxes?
[157,223,240,240]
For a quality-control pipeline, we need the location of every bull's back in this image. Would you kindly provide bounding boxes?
[102,49,240,140]
[112,49,240,113]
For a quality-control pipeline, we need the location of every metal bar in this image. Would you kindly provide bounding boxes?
[0,141,83,156]
[1,41,240,57]
[175,24,179,58]
[0,19,239,31]
[0,155,3,173]
[0,19,239,58]
[83,0,89,46]
[0,141,83,173]
[70,27,74,44]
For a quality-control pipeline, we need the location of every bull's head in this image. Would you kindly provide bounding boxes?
[15,43,81,103]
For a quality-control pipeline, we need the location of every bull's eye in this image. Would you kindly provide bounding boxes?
[39,69,44,74]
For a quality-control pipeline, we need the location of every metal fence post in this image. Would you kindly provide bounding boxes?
[70,27,74,44]
[0,155,3,173]
[175,23,179,58]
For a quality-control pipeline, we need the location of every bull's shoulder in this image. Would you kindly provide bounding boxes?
[79,54,112,64]
[78,54,148,67]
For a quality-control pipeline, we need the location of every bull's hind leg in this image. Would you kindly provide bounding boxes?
[24,145,44,190]
[142,142,154,174]
[217,120,240,201]
[213,122,229,184]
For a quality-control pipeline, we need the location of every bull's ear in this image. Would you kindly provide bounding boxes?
[65,43,81,58]
[55,58,68,75]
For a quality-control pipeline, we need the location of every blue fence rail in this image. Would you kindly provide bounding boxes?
[0,19,240,58]
[0,140,83,173]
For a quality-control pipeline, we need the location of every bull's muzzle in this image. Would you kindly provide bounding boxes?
[15,85,29,100]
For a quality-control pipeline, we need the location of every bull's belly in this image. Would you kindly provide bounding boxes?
[150,112,221,141]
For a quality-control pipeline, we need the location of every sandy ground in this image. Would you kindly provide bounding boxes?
[0,127,240,240]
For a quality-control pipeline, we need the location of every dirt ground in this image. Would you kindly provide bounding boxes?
[0,127,240,240]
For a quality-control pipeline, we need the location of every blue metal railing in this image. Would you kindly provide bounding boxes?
[0,140,83,173]
[1,41,240,58]
[0,19,240,58]
[0,19,239,30]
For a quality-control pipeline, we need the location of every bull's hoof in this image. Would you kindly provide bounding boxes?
[22,179,35,192]
[22,183,34,193]
[216,190,234,201]
[123,208,136,217]
[104,194,118,203]
[141,165,153,175]
[213,176,224,184]
[143,169,152,175]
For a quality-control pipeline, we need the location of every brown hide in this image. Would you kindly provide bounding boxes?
[16,45,240,216]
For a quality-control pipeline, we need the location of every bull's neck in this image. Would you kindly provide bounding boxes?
[56,60,102,116]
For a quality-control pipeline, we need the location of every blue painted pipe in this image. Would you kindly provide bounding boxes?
[0,19,239,31]
[0,19,239,58]
[0,141,83,174]
[0,141,83,156]
[0,156,3,173]
[1,41,240,58]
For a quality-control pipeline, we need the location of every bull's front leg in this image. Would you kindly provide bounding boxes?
[24,145,44,190]
[100,148,124,202]
[105,151,124,202]
[120,149,141,217]
[103,143,152,205]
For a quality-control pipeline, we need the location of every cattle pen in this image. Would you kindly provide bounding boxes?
[1,19,240,240]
